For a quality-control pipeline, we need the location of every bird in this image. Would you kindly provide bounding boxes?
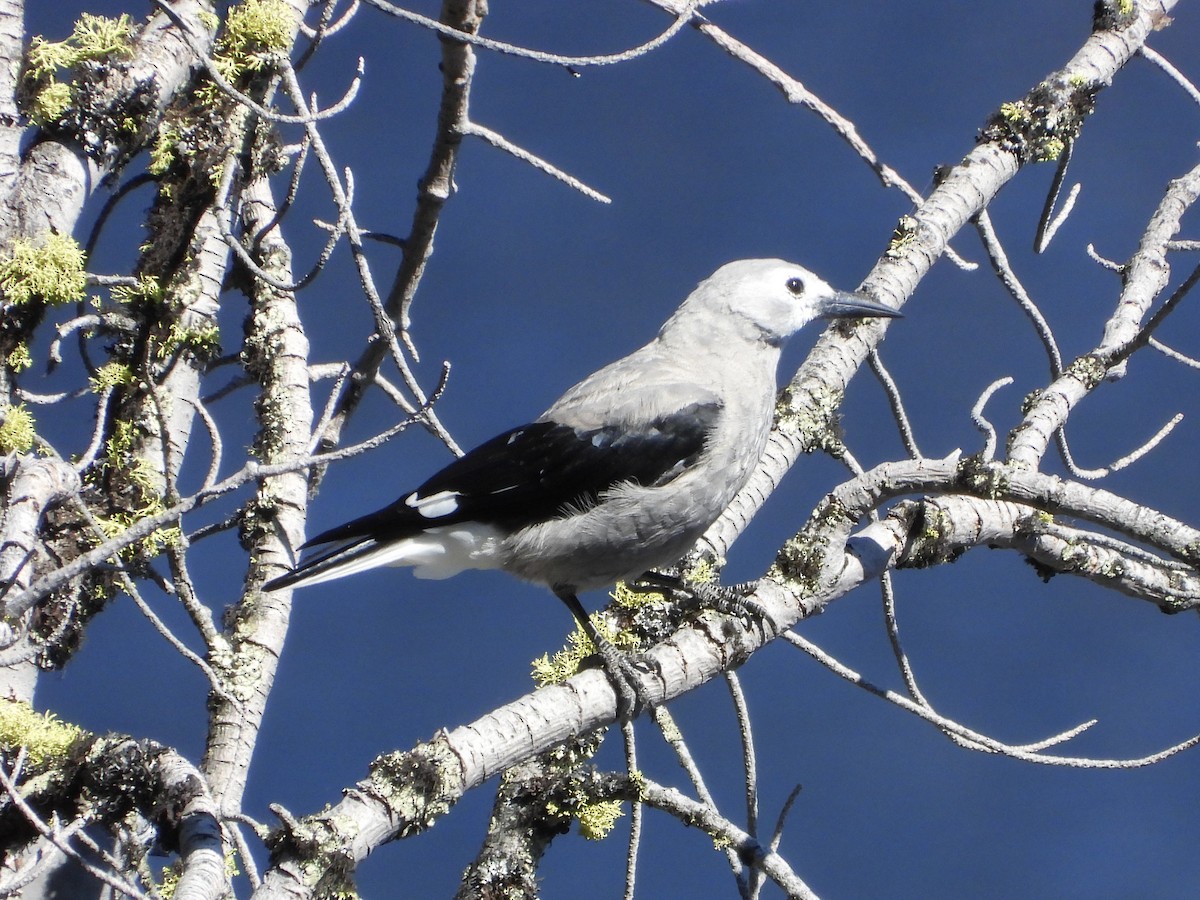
[264,259,900,715]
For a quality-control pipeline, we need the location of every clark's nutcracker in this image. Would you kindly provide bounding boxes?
[265,259,899,712]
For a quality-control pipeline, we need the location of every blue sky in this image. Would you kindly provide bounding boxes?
[28,2,1200,897]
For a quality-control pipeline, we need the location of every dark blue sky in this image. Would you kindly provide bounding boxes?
[30,2,1200,897]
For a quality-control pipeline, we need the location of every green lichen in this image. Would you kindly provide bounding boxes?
[110,274,164,306]
[215,0,294,81]
[575,799,625,841]
[956,455,1010,499]
[980,79,1097,164]
[0,404,36,454]
[0,233,87,307]
[24,13,136,125]
[771,498,854,591]
[885,214,919,259]
[28,80,72,126]
[93,426,182,559]
[998,101,1028,124]
[26,13,135,78]
[901,502,963,568]
[531,612,640,687]
[159,848,240,899]
[775,384,846,456]
[89,361,134,392]
[7,343,32,372]
[0,700,85,768]
[148,124,182,176]
[611,580,666,611]
[157,321,221,360]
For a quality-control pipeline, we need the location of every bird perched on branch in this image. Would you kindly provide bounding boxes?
[264,259,900,716]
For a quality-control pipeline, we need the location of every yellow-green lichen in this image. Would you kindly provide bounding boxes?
[545,787,625,841]
[981,80,1096,164]
[956,456,1010,499]
[157,321,221,360]
[149,124,183,176]
[0,233,87,307]
[89,361,134,392]
[214,0,294,82]
[158,847,240,900]
[611,580,666,611]
[0,404,36,454]
[28,80,72,126]
[7,343,32,372]
[94,505,183,560]
[531,612,640,687]
[770,498,854,590]
[886,214,919,258]
[94,429,182,559]
[24,14,136,125]
[110,274,164,306]
[0,700,85,768]
[575,799,625,841]
[774,384,846,456]
[26,14,136,79]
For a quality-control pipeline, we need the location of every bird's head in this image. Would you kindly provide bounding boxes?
[678,258,901,346]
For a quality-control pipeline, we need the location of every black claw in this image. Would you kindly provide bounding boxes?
[634,572,774,632]
[554,587,657,720]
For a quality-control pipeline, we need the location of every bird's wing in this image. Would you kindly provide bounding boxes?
[302,397,723,548]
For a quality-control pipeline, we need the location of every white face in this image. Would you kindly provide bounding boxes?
[695,258,898,343]
[701,259,840,341]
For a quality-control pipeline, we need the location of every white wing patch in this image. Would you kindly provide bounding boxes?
[405,489,460,519]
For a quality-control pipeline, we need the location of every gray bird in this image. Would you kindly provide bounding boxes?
[264,259,900,714]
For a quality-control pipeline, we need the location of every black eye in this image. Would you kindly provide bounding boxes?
[786,277,805,295]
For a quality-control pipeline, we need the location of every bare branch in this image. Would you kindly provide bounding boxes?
[1033,139,1080,253]
[970,376,1012,459]
[868,350,922,458]
[462,121,611,203]
[783,629,1200,768]
[363,0,701,67]
[1140,44,1200,108]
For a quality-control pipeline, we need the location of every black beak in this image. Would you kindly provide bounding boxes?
[819,291,902,320]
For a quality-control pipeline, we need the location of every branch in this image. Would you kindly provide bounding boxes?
[705,0,1178,559]
[1008,156,1200,467]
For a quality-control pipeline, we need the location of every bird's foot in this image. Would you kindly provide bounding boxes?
[586,631,658,722]
[554,588,658,721]
[692,580,771,622]
[636,571,774,631]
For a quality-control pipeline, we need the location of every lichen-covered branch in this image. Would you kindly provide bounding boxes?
[705,0,1178,559]
[1008,157,1200,466]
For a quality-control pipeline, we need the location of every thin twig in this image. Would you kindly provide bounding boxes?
[1150,336,1200,368]
[1034,140,1079,253]
[783,629,1200,767]
[463,121,611,203]
[1054,413,1183,480]
[868,350,922,458]
[970,377,1012,459]
[650,706,747,891]
[0,759,150,899]
[362,0,700,67]
[1140,45,1200,108]
[621,719,640,900]
[975,211,1063,376]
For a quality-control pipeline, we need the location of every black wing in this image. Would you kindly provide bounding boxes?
[302,399,722,547]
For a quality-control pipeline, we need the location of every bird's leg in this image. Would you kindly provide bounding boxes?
[636,571,774,628]
[552,588,655,721]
